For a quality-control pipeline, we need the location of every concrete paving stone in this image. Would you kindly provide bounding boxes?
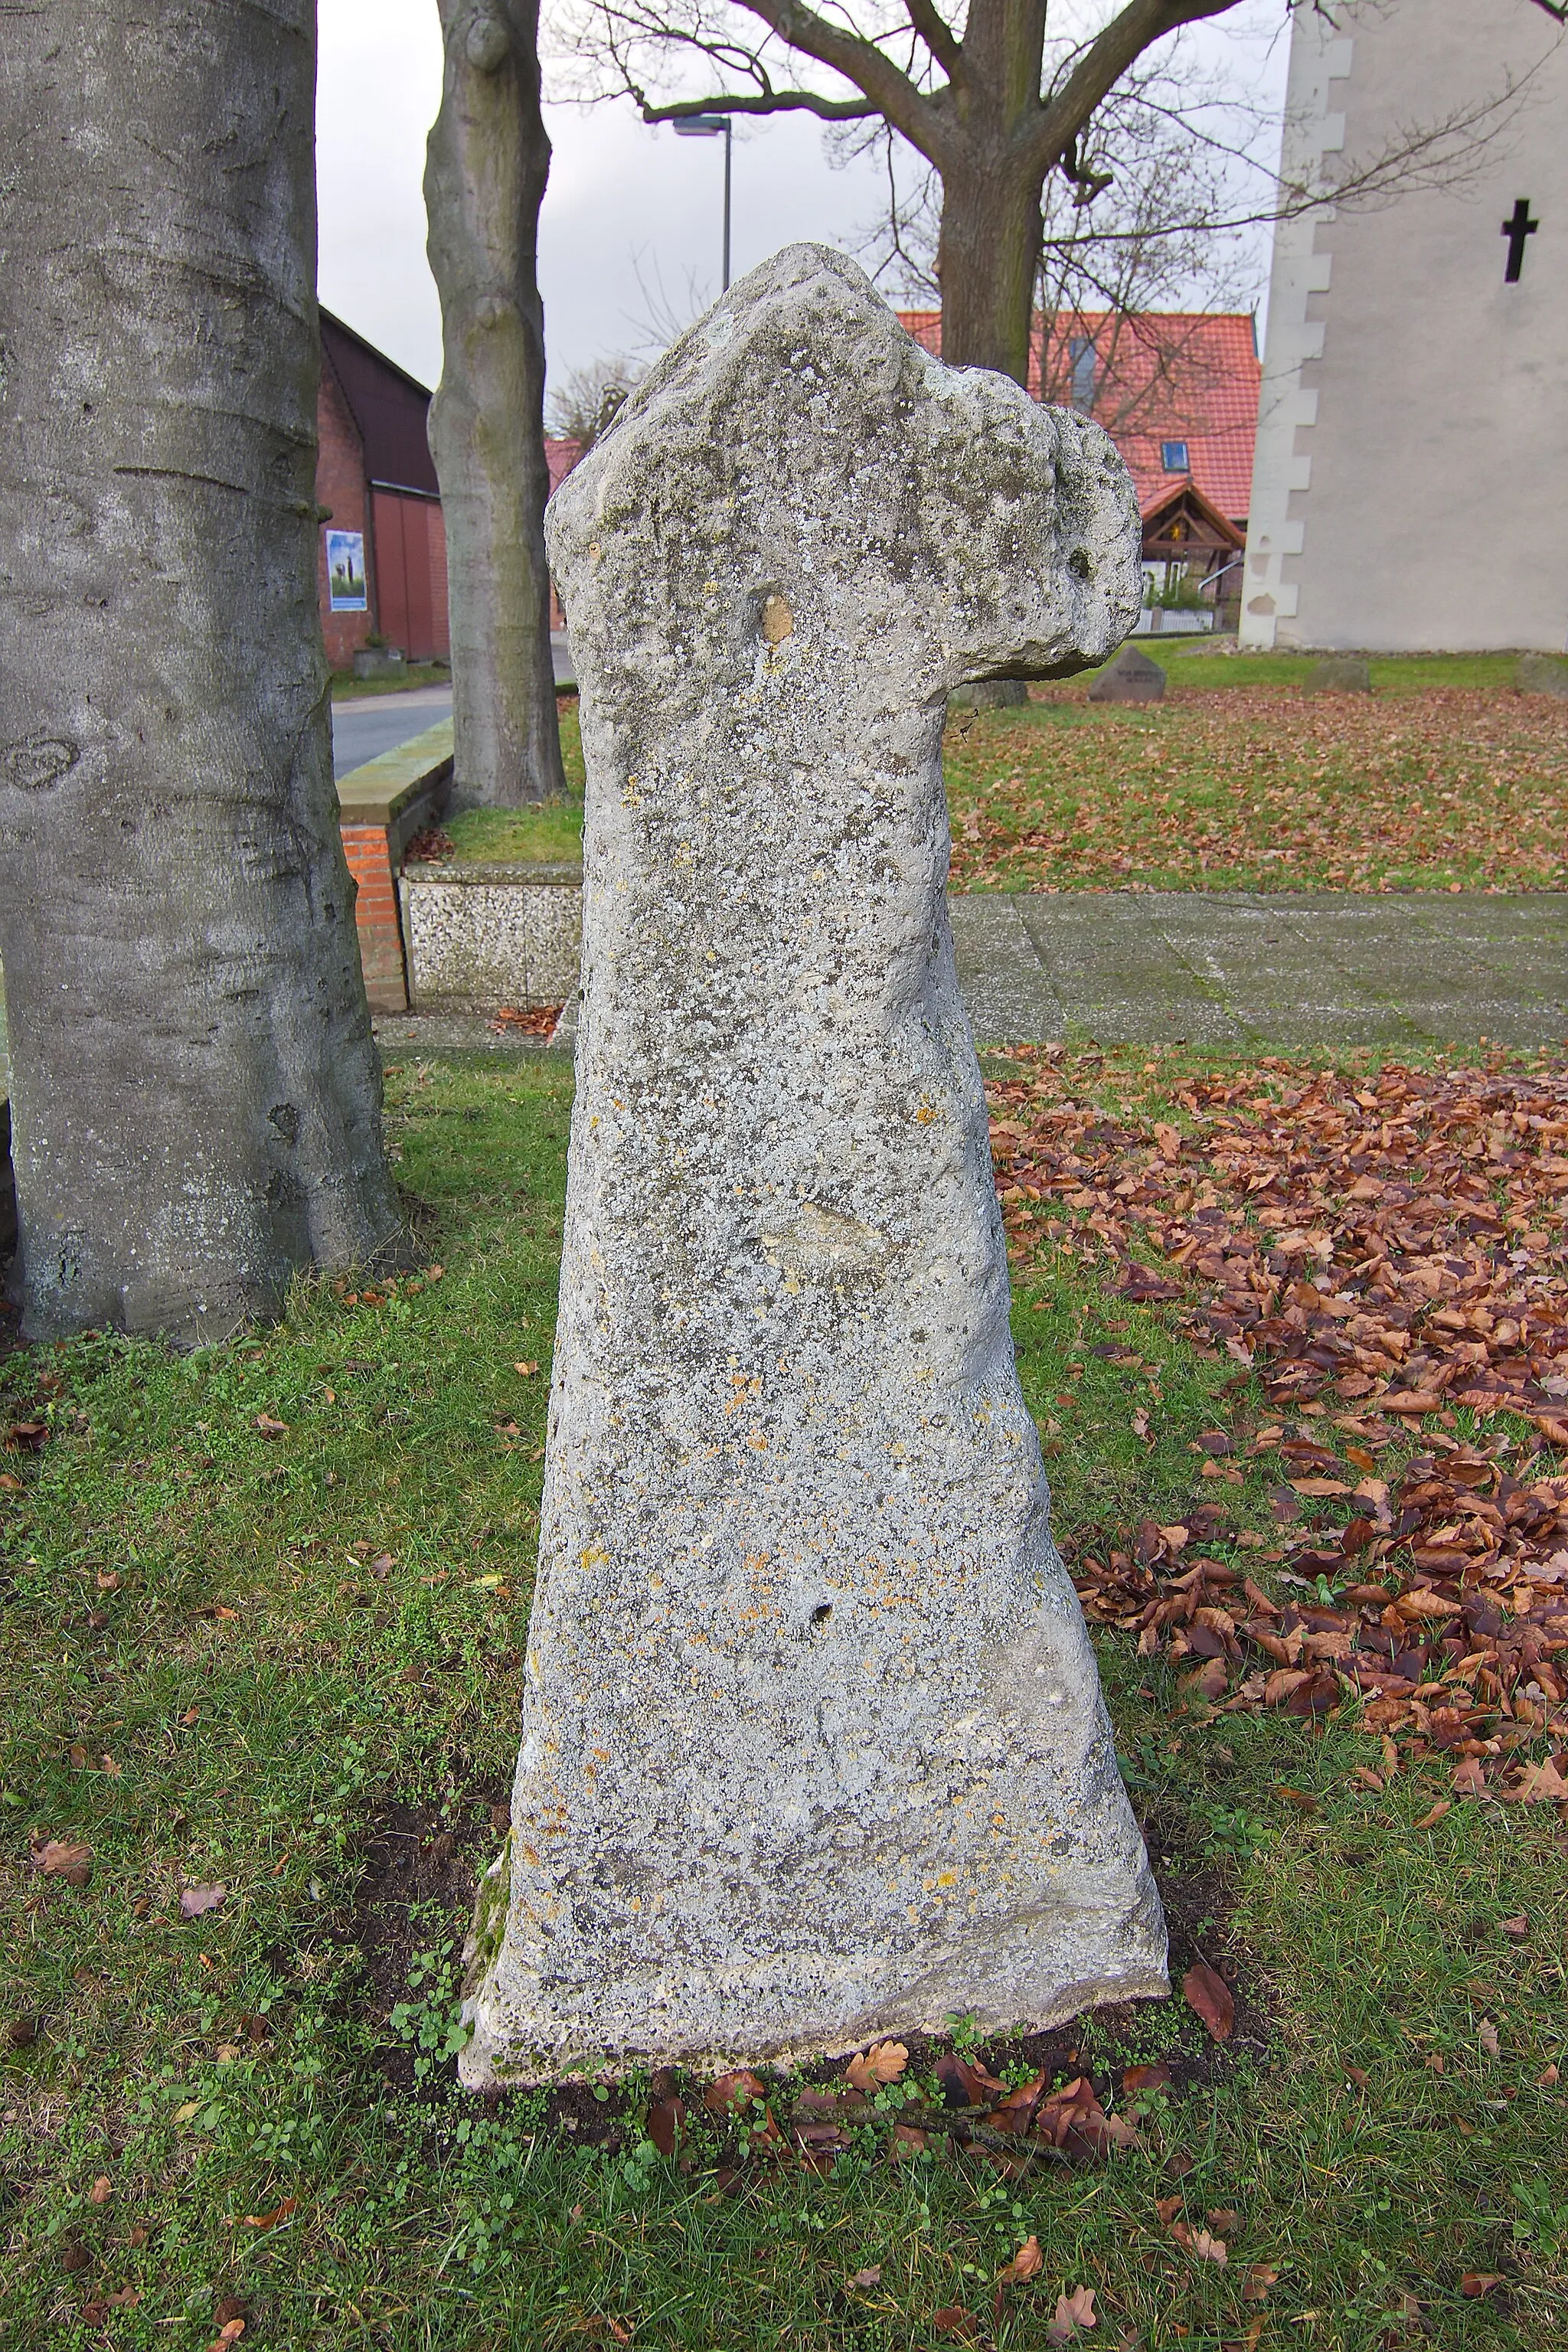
[1018,893,1247,1044]
[947,894,1063,1044]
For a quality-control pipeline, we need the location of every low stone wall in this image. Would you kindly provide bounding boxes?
[400,862,583,1011]
[335,720,455,1011]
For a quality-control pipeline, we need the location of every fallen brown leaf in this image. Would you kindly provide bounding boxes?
[849,2266,883,2289]
[1459,2272,1503,2298]
[30,1838,91,1887]
[1411,1801,1451,1831]
[846,2039,909,2092]
[703,2069,767,2115]
[253,1414,288,1439]
[998,2233,1044,2285]
[1045,2284,1098,2345]
[240,2196,297,2230]
[1478,2020,1501,2058]
[1182,1958,1235,2041]
[1498,1913,1529,1941]
[647,2096,685,2158]
[1244,2265,1280,2302]
[179,1884,227,1919]
[89,2176,111,2204]
[1170,2221,1227,2265]
[933,2308,982,2341]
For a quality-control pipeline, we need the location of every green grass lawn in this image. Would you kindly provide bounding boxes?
[2,1052,1563,2349]
[442,705,586,865]
[946,670,1568,896]
[1129,646,1529,697]
[421,671,1567,896]
[330,665,453,701]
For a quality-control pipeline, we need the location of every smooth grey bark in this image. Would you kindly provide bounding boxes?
[0,2,400,1344]
[425,0,566,808]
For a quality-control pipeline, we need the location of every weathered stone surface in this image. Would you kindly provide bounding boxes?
[1303,655,1372,694]
[461,245,1165,2083]
[1517,652,1568,699]
[1087,645,1166,704]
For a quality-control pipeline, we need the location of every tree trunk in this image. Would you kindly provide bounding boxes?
[0,2,400,1344]
[936,162,1044,384]
[425,0,565,808]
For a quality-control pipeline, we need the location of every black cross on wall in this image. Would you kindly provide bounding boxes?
[1502,198,1538,283]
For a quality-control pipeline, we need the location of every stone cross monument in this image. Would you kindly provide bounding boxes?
[461,246,1165,2082]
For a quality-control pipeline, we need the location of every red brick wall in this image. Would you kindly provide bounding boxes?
[317,371,375,671]
[340,825,408,1012]
[371,488,450,662]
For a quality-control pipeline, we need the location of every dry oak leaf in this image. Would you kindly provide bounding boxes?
[1504,1756,1568,1804]
[30,1838,92,1887]
[1170,2221,1227,2265]
[1154,2194,1184,2226]
[1478,2020,1501,2058]
[207,2324,246,2352]
[849,2266,883,2289]
[1244,2265,1281,2302]
[1459,2273,1504,2298]
[180,1883,227,1919]
[514,1361,541,1377]
[1046,2285,1098,2345]
[1498,1913,1529,1942]
[253,1414,288,1439]
[1411,1800,1451,1831]
[933,2309,982,2341]
[887,2123,928,2160]
[89,2176,112,2204]
[998,2233,1044,2285]
[846,2039,910,2092]
[1182,1958,1235,2041]
[646,2097,685,2159]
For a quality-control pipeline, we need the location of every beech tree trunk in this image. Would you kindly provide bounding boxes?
[425,0,566,807]
[0,2,400,1344]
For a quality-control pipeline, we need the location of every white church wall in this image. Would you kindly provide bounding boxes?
[1242,0,1568,653]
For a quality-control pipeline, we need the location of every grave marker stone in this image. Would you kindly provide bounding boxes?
[1088,645,1167,704]
[461,246,1166,2081]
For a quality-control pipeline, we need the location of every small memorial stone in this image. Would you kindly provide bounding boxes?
[460,246,1166,2082]
[1303,655,1372,694]
[1087,644,1166,704]
[1516,652,1568,699]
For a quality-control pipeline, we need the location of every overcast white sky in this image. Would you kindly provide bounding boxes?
[316,0,1288,398]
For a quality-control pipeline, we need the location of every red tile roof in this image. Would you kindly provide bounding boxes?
[545,437,584,495]
[898,309,1259,527]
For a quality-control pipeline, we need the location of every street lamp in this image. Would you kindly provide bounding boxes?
[672,113,732,292]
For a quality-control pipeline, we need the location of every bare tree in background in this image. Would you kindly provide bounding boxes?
[558,0,1557,385]
[0,1,399,1344]
[546,354,649,447]
[426,0,567,806]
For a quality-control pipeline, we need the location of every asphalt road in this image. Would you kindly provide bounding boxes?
[331,685,452,779]
[330,636,576,779]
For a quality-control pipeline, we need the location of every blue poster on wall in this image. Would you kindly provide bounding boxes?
[326,528,368,612]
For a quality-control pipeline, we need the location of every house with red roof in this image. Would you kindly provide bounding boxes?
[899,309,1259,629]
[315,312,450,670]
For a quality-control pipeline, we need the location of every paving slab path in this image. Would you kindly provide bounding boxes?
[947,890,1568,1050]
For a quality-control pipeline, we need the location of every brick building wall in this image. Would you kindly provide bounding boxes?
[316,369,374,671]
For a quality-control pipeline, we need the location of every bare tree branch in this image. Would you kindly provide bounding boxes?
[718,0,953,160]
[642,84,878,116]
[903,0,964,83]
[1031,0,1248,173]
